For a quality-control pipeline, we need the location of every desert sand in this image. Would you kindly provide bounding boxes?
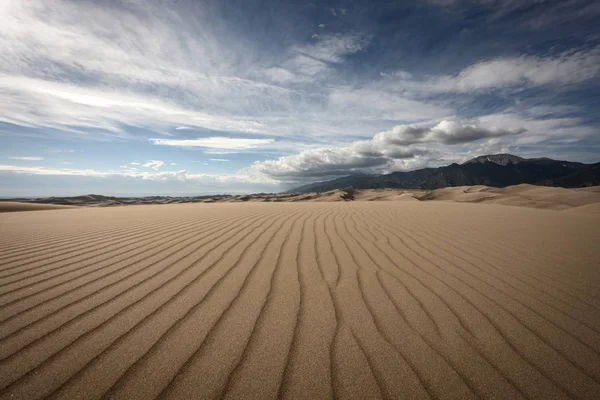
[1,201,599,399]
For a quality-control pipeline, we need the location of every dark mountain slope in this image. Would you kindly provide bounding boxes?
[290,154,598,193]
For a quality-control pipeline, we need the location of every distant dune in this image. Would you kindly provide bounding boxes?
[0,201,599,399]
[0,202,75,213]
[3,184,600,216]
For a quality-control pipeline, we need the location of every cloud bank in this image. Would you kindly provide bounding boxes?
[249,119,524,182]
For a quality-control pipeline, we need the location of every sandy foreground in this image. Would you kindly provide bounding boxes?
[0,201,599,399]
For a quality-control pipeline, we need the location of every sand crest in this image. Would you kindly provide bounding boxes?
[0,202,75,213]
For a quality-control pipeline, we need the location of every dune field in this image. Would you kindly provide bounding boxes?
[0,201,599,399]
[3,184,600,216]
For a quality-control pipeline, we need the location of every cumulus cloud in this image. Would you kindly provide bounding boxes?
[149,137,275,150]
[425,48,600,92]
[8,156,44,161]
[252,147,390,180]
[249,118,525,182]
[374,119,524,146]
[142,160,165,170]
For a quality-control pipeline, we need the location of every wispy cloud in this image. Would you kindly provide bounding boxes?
[409,48,600,93]
[0,2,388,142]
[0,164,277,186]
[209,158,230,162]
[142,160,165,170]
[0,75,270,137]
[149,137,275,150]
[8,156,44,161]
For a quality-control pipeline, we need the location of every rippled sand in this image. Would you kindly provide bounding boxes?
[1,202,599,399]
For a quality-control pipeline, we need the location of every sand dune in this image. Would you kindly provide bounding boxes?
[1,202,599,399]
[416,184,600,212]
[4,184,600,216]
[0,202,75,213]
[564,202,600,215]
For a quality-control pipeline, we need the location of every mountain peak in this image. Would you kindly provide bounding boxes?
[290,154,598,193]
[463,154,526,166]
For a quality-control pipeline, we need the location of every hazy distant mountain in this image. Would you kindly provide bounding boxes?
[290,154,599,193]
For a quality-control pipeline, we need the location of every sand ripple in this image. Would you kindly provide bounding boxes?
[0,202,599,399]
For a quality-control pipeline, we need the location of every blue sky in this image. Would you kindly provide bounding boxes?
[1,0,599,196]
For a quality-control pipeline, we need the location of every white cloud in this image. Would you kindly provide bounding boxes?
[149,137,275,150]
[0,165,111,177]
[478,113,594,144]
[7,119,515,186]
[374,118,524,146]
[248,118,520,182]
[130,162,141,166]
[295,33,368,64]
[169,162,177,166]
[0,1,464,149]
[261,67,299,84]
[0,164,278,186]
[327,87,451,123]
[209,158,230,162]
[8,156,44,161]
[142,160,165,170]
[425,48,600,93]
[0,2,321,139]
[285,33,369,77]
[0,2,401,144]
[0,75,270,137]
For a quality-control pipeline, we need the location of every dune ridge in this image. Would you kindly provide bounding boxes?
[0,202,599,399]
[3,184,600,215]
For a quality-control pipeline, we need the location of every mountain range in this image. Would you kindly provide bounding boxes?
[290,154,600,193]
